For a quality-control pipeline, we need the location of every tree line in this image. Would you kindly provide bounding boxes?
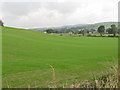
[45,24,119,37]
[97,24,118,37]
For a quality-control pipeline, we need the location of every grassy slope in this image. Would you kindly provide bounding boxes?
[2,27,118,88]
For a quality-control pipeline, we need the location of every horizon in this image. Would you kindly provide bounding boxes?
[3,21,118,29]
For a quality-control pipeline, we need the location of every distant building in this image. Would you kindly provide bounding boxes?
[68,31,73,34]
[0,20,4,26]
[44,31,47,33]
[89,32,92,34]
[93,31,98,34]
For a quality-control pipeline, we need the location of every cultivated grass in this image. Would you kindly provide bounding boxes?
[2,27,118,88]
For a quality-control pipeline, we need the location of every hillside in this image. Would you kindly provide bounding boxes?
[2,27,118,88]
[30,22,118,33]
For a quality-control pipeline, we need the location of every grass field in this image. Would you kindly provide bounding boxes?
[2,27,118,88]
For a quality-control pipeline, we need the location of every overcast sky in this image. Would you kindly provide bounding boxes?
[0,0,119,28]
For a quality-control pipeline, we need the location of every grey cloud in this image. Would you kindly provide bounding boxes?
[2,2,41,16]
[45,2,81,13]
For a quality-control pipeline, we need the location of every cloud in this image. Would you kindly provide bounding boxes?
[0,0,119,28]
[44,2,81,14]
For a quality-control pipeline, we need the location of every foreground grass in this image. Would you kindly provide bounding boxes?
[67,61,118,88]
[2,27,118,88]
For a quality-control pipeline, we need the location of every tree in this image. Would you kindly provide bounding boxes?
[87,30,89,34]
[118,29,120,34]
[45,29,54,33]
[90,29,95,34]
[106,28,112,34]
[111,24,117,37]
[81,30,85,36]
[78,30,85,36]
[97,25,105,36]
[0,20,4,26]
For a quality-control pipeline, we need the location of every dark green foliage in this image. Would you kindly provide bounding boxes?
[45,29,54,33]
[111,24,117,37]
[90,29,96,34]
[118,29,120,34]
[87,30,89,34]
[78,30,85,36]
[97,25,105,36]
[106,28,112,34]
[0,20,4,26]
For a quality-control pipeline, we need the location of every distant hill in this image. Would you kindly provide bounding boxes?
[84,22,118,30]
[30,22,118,33]
[30,24,88,32]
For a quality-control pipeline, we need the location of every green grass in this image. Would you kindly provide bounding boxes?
[0,26,2,89]
[2,27,118,88]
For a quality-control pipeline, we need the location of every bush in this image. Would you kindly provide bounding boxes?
[87,34,92,37]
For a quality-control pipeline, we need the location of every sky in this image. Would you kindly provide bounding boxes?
[0,0,119,28]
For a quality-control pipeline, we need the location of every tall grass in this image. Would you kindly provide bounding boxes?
[48,64,57,88]
[46,61,118,88]
[68,61,118,88]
